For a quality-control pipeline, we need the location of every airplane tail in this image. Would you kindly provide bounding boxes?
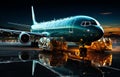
[31,6,37,25]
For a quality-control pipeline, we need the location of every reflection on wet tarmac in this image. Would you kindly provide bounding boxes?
[37,37,113,67]
[37,52,105,77]
[0,37,120,77]
[36,37,114,77]
[38,52,68,66]
[38,49,112,68]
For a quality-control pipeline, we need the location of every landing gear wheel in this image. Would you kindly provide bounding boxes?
[75,51,80,56]
[79,48,87,60]
[31,42,38,47]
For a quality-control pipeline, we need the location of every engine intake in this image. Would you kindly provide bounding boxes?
[19,32,30,43]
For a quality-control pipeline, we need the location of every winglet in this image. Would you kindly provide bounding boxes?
[31,6,37,25]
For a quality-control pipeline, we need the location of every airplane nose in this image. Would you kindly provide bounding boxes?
[86,25,104,41]
[94,25,104,40]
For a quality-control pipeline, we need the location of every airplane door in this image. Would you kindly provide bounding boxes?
[69,20,76,34]
[69,25,73,33]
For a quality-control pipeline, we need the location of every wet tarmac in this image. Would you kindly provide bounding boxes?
[0,39,120,77]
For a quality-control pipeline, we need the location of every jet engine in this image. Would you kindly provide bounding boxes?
[18,32,30,43]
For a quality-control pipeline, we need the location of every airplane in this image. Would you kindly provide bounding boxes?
[0,6,104,59]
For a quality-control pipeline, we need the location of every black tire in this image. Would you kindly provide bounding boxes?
[31,42,38,47]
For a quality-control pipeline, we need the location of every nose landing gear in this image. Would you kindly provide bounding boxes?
[80,47,87,60]
[79,44,88,61]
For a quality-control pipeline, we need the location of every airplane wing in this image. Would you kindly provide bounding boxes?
[0,28,46,43]
[0,28,45,36]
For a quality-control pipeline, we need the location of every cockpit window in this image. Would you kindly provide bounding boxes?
[86,21,91,25]
[81,21,85,25]
[81,20,97,26]
[81,21,91,26]
[91,20,97,25]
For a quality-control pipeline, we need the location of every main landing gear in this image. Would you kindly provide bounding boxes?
[79,45,87,61]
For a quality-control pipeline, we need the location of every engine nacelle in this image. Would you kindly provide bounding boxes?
[42,32,50,36]
[19,32,30,43]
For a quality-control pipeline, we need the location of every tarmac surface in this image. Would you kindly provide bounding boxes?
[0,41,120,77]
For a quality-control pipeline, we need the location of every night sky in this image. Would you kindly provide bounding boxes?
[0,0,120,28]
